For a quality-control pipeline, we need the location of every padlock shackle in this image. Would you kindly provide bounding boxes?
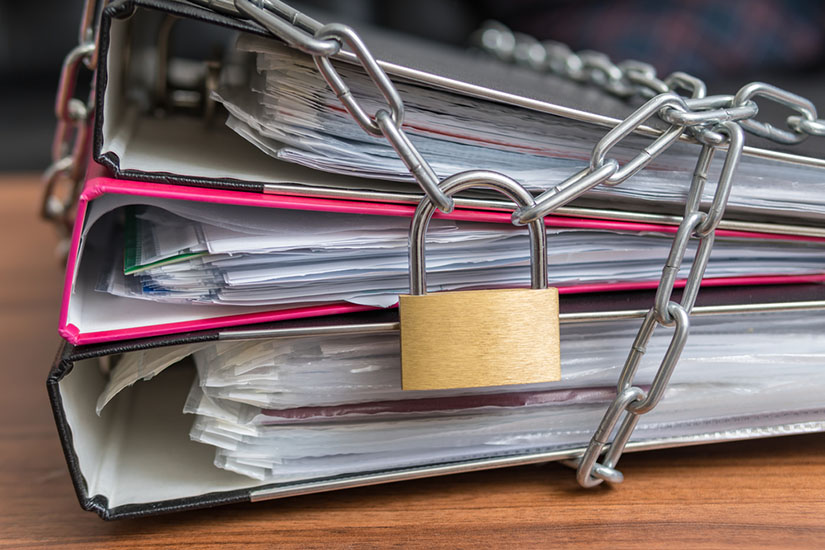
[409,170,548,295]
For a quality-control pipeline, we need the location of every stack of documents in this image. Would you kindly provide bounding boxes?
[96,311,825,482]
[98,203,825,310]
[215,35,825,219]
[45,0,825,518]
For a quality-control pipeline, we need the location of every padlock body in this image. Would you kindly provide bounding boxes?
[399,288,561,390]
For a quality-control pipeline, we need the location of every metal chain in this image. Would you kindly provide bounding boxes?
[41,0,103,256]
[475,20,825,143]
[49,0,823,486]
[233,6,824,487]
[565,121,745,486]
[235,0,455,213]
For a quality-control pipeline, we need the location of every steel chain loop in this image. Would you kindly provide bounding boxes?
[590,93,688,184]
[733,82,818,145]
[573,121,744,485]
[310,23,454,213]
[787,115,825,137]
[235,0,339,56]
[513,92,690,225]
[313,23,405,136]
[41,0,101,254]
[477,21,825,142]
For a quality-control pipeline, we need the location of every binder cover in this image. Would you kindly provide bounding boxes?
[60,172,825,345]
[93,0,825,226]
[49,288,825,519]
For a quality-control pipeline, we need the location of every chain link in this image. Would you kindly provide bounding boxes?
[733,82,819,144]
[313,23,405,135]
[513,92,690,225]
[787,115,825,137]
[237,2,456,213]
[41,0,103,254]
[235,0,339,56]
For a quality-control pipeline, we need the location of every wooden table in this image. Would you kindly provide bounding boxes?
[1,174,824,549]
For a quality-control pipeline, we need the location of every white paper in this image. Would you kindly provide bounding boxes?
[212,34,825,219]
[94,310,825,483]
[102,204,825,310]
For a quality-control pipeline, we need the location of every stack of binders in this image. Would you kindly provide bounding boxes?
[47,0,825,519]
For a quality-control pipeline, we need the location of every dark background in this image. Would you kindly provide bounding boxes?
[1,0,823,171]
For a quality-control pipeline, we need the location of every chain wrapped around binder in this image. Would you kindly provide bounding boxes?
[42,0,102,256]
[44,0,825,488]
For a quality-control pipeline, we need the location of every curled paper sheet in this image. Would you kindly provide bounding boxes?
[95,343,208,414]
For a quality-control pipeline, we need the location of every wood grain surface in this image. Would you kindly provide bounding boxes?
[1,174,824,549]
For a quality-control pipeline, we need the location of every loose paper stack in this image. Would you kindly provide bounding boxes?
[98,311,825,482]
[214,35,825,219]
[97,204,825,310]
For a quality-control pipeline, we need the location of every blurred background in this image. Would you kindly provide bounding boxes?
[1,0,824,171]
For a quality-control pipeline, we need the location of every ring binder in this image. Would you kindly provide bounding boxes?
[60,172,825,345]
[88,1,825,223]
[49,294,825,518]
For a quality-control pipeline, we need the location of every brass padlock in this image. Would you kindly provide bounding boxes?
[399,171,561,391]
